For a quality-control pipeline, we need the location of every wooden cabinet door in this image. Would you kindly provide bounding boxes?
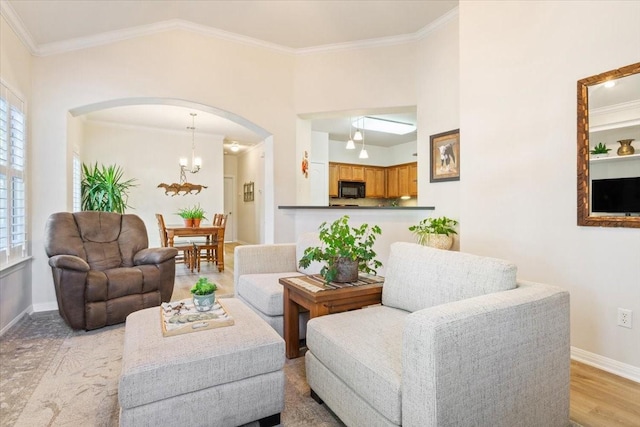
[352,166,365,182]
[329,163,339,197]
[375,168,386,197]
[398,165,410,197]
[409,163,418,196]
[364,168,376,198]
[339,164,353,181]
[387,167,399,198]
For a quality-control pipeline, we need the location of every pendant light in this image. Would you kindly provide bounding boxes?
[346,116,355,149]
[358,118,369,159]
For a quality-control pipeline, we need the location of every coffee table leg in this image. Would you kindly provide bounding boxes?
[283,287,300,359]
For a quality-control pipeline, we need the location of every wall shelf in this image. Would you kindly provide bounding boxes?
[590,153,640,163]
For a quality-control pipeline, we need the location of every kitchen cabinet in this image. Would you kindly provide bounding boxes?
[329,163,339,197]
[365,167,386,198]
[409,163,418,196]
[329,161,417,199]
[387,167,399,198]
[338,164,365,181]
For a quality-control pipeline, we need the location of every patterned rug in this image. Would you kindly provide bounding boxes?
[0,310,342,427]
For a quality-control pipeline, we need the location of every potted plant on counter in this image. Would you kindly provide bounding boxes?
[409,216,458,250]
[299,215,382,283]
[190,277,217,312]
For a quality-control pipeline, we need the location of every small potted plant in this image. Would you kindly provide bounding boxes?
[409,216,458,250]
[190,277,217,312]
[177,204,207,227]
[299,215,382,283]
[590,142,611,159]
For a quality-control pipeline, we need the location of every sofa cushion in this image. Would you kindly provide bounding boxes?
[236,272,303,316]
[382,242,517,313]
[296,232,323,275]
[306,305,407,425]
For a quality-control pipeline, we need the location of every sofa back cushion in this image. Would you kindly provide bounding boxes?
[382,242,517,312]
[296,232,323,275]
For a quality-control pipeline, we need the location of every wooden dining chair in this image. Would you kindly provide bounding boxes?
[155,213,195,272]
[193,213,227,272]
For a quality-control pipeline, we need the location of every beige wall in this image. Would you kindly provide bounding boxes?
[459,0,640,370]
[82,120,225,246]
[29,30,296,309]
[0,15,32,332]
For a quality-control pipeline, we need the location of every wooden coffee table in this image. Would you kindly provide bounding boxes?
[279,274,384,359]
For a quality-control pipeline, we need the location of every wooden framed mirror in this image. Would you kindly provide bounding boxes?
[577,62,640,228]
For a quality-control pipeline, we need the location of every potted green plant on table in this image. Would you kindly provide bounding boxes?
[81,163,137,213]
[177,204,207,227]
[190,277,218,312]
[590,142,611,158]
[409,216,458,250]
[298,215,382,283]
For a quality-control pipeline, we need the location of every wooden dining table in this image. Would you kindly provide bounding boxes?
[165,224,225,271]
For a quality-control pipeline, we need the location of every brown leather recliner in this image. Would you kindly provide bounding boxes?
[44,211,178,330]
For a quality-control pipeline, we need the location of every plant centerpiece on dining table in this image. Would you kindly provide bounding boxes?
[298,215,382,283]
[190,277,217,312]
[408,216,458,250]
[177,204,206,227]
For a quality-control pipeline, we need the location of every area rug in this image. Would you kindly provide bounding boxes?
[0,310,342,427]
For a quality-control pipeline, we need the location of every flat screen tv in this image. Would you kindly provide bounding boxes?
[591,177,640,214]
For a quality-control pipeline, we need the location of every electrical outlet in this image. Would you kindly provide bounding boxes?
[617,308,633,329]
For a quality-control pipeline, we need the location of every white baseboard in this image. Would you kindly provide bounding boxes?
[0,307,30,337]
[32,301,59,312]
[571,346,640,383]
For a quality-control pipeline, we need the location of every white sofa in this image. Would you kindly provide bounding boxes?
[305,242,571,427]
[234,233,321,337]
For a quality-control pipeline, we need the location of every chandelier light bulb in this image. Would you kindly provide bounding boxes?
[359,148,369,159]
[346,139,355,149]
[353,129,363,141]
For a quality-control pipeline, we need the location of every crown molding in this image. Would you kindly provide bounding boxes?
[3,4,460,57]
[0,0,38,54]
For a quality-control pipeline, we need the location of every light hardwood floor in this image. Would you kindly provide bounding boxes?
[570,360,640,427]
[191,242,640,426]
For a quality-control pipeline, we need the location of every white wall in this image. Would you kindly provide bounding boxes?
[82,120,225,246]
[328,139,417,167]
[459,0,640,372]
[415,13,460,240]
[236,143,264,244]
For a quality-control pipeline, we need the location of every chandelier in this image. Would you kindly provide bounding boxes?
[179,113,201,183]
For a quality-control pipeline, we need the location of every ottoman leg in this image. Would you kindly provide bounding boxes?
[258,413,280,427]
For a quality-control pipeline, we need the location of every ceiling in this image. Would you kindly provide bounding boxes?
[5,0,457,152]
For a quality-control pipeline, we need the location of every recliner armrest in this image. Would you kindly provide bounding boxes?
[134,247,178,265]
[48,254,90,272]
[402,281,570,426]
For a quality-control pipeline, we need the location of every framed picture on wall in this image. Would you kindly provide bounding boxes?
[430,129,460,182]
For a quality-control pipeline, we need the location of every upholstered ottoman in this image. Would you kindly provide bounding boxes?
[118,298,285,427]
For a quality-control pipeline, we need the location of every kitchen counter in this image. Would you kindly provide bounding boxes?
[278,205,435,210]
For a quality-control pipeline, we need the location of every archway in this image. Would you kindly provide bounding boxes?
[69,97,275,243]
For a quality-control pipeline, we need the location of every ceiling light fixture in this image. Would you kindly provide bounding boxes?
[358,117,369,159]
[352,116,416,135]
[230,141,240,152]
[346,117,356,149]
[179,113,202,183]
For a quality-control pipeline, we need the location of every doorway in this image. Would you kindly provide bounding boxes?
[223,176,236,242]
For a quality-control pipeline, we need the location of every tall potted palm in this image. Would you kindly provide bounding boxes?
[81,163,137,213]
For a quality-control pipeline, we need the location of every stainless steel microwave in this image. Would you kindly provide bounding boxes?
[339,181,365,198]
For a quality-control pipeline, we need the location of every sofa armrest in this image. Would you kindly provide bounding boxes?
[48,254,90,272]
[234,244,297,287]
[133,247,178,265]
[402,281,570,427]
